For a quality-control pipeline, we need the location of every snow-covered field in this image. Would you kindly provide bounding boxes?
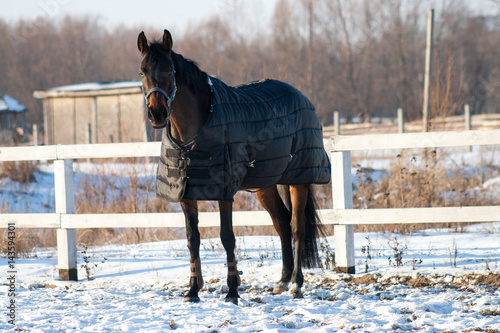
[1,223,499,332]
[1,145,499,332]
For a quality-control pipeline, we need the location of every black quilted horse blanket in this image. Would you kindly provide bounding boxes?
[156,77,331,202]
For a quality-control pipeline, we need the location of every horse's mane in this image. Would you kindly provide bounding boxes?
[149,41,209,95]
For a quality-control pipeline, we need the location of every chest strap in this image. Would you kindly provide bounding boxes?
[165,148,212,160]
[167,167,210,179]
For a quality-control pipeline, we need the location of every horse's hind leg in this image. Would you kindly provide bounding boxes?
[289,184,308,298]
[256,186,293,294]
[181,199,203,302]
[219,200,240,304]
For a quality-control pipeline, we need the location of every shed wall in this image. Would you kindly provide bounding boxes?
[119,95,147,142]
[74,97,95,144]
[45,92,146,145]
[96,95,120,143]
[54,98,75,144]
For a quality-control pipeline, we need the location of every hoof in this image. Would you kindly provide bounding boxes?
[183,295,201,303]
[225,296,239,305]
[273,282,290,295]
[290,284,303,299]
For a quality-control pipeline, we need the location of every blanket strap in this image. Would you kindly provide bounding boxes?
[167,168,209,179]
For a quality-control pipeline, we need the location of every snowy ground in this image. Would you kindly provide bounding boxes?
[1,223,499,332]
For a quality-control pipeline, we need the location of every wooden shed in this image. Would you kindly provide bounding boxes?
[33,81,152,145]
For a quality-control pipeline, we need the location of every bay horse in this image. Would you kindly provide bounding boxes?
[137,30,330,304]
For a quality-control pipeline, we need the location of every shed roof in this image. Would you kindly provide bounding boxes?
[0,94,26,113]
[33,81,143,98]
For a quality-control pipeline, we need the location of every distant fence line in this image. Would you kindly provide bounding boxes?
[2,108,500,147]
[0,130,499,278]
[324,108,500,137]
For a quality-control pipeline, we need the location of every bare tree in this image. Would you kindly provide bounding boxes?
[0,1,499,136]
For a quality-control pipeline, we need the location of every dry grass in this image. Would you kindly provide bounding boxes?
[1,161,37,183]
[74,161,183,246]
[0,228,56,257]
[0,161,56,256]
[353,148,500,234]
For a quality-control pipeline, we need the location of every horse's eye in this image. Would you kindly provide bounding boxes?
[139,72,144,77]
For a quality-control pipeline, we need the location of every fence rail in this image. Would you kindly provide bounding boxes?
[1,129,499,278]
[333,128,500,151]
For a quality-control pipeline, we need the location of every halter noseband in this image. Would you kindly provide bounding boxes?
[144,68,177,122]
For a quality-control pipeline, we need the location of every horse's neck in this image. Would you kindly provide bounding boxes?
[169,83,210,144]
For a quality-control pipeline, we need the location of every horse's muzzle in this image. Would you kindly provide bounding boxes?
[148,106,168,128]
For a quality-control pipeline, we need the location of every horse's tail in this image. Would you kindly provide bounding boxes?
[302,185,325,268]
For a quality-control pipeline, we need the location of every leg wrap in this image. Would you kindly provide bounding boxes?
[227,260,241,286]
[190,257,204,289]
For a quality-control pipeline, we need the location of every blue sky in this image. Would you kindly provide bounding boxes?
[0,0,278,34]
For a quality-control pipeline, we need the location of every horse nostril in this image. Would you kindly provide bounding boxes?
[148,96,158,109]
[148,106,167,122]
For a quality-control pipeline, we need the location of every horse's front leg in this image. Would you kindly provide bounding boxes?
[181,199,203,302]
[219,200,240,304]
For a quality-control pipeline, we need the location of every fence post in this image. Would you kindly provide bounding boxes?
[32,124,38,146]
[331,148,355,274]
[422,9,434,132]
[397,108,405,133]
[464,104,471,131]
[54,159,78,281]
[333,111,341,135]
[88,123,92,144]
[465,104,472,152]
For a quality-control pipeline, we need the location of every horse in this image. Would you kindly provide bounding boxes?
[137,30,331,304]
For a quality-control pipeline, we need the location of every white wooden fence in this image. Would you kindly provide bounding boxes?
[328,129,500,273]
[1,129,499,279]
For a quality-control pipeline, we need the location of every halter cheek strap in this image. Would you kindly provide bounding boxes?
[143,68,178,121]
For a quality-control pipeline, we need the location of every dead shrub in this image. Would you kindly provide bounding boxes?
[353,148,500,234]
[1,161,37,183]
[382,150,496,208]
[0,228,56,256]
[74,162,183,246]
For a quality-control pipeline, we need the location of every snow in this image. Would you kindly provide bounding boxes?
[46,81,142,93]
[0,94,26,113]
[0,145,499,331]
[1,227,499,332]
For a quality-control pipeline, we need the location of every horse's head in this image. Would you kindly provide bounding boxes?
[138,30,177,129]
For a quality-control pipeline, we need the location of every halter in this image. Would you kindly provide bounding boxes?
[144,68,177,122]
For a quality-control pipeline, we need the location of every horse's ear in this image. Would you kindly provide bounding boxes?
[163,29,173,52]
[138,31,148,53]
